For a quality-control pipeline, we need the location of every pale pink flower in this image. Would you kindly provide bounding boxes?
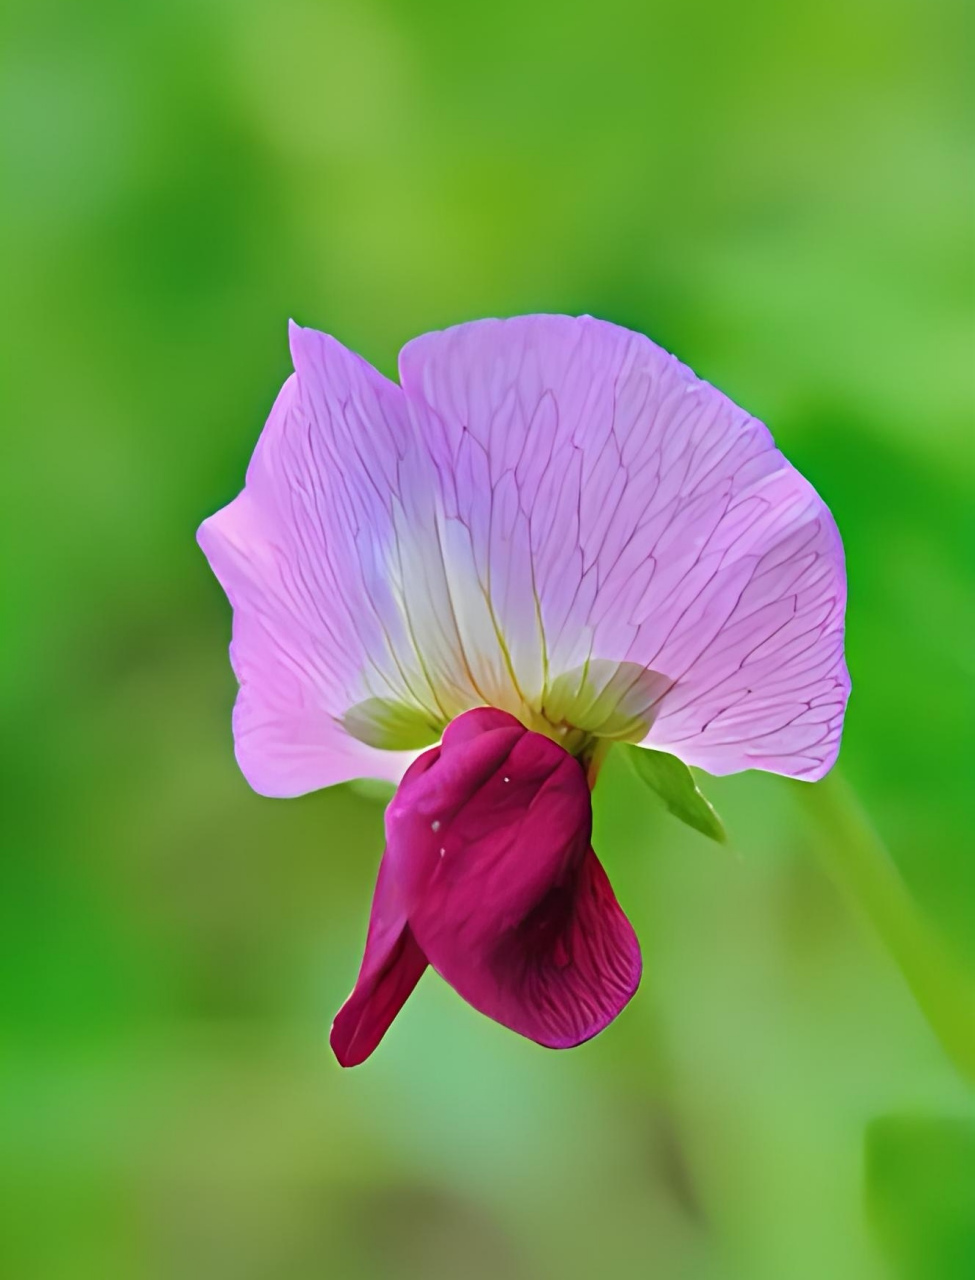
[199,316,849,1062]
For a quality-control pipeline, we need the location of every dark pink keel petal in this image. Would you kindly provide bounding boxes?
[330,925,427,1067]
[386,709,642,1049]
[329,855,429,1067]
[330,753,438,1067]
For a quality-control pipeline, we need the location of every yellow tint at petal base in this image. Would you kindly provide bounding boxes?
[343,660,672,759]
[540,660,671,743]
[342,697,444,751]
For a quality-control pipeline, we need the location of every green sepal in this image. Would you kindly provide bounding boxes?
[622,744,727,843]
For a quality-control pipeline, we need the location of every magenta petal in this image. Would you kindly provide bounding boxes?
[385,710,641,1049]
[490,844,642,1048]
[329,855,428,1068]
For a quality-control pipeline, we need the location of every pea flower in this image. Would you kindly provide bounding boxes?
[198,315,849,1065]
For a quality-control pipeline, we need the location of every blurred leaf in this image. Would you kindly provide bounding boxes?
[791,773,975,1084]
[865,1113,975,1280]
[622,746,727,843]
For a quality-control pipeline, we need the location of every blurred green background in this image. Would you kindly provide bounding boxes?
[2,0,973,1276]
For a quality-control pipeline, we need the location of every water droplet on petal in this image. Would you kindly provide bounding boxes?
[431,820,441,832]
[503,776,510,783]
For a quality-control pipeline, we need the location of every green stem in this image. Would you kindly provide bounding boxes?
[790,771,975,1085]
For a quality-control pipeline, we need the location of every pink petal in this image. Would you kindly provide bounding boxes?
[384,709,641,1049]
[201,315,849,796]
[197,326,430,795]
[400,316,849,780]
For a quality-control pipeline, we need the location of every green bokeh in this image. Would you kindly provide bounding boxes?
[2,1,972,1276]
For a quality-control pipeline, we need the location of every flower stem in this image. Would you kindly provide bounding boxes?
[789,771,975,1085]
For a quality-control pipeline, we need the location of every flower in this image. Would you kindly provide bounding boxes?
[198,314,849,1063]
